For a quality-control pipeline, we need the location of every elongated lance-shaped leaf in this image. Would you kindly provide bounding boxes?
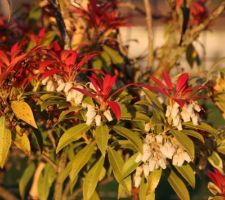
[108,147,124,182]
[168,170,190,200]
[175,164,195,188]
[56,123,90,153]
[0,116,12,168]
[83,156,105,200]
[113,126,143,152]
[70,141,96,183]
[95,125,109,155]
[171,130,195,160]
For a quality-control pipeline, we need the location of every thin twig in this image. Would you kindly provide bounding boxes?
[154,1,225,76]
[48,0,71,49]
[143,0,154,70]
[54,150,67,200]
[41,152,57,170]
[0,185,18,200]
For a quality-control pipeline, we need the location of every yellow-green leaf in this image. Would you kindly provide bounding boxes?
[108,147,124,182]
[0,117,12,168]
[168,170,190,200]
[83,156,104,200]
[208,151,223,172]
[103,45,124,65]
[11,101,37,128]
[19,163,35,200]
[175,164,195,188]
[122,153,140,180]
[171,130,195,160]
[70,141,96,183]
[56,123,90,153]
[148,169,162,193]
[113,126,143,152]
[14,126,31,155]
[95,125,109,155]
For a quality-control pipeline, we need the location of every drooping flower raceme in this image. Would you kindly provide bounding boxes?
[149,72,204,130]
[134,131,191,188]
[42,75,84,106]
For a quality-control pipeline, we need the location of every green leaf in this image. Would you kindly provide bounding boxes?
[103,45,124,65]
[89,191,100,200]
[58,162,72,183]
[208,151,223,172]
[139,177,148,200]
[148,169,162,193]
[19,163,35,200]
[118,176,132,198]
[0,116,12,168]
[113,126,143,152]
[168,170,190,200]
[38,164,56,200]
[175,164,195,188]
[182,129,204,143]
[171,130,195,160]
[14,126,31,155]
[108,147,124,182]
[95,125,109,155]
[120,105,150,122]
[183,122,218,135]
[56,123,90,153]
[70,141,96,183]
[11,101,37,128]
[83,156,104,200]
[122,153,140,180]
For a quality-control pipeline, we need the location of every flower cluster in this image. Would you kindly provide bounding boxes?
[42,75,84,105]
[166,101,201,130]
[84,104,113,126]
[149,72,204,130]
[134,132,191,188]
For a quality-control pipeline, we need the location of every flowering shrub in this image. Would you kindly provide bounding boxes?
[0,0,225,200]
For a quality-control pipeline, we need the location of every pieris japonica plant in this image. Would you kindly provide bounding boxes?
[0,0,225,200]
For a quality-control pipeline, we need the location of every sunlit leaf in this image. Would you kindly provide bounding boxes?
[56,123,90,153]
[175,164,195,188]
[19,163,35,200]
[108,147,124,182]
[208,151,223,172]
[148,169,162,193]
[11,101,38,128]
[0,116,12,168]
[70,141,96,183]
[38,164,56,200]
[95,125,109,155]
[113,126,143,152]
[168,170,190,200]
[171,130,195,160]
[83,156,104,200]
[122,153,140,180]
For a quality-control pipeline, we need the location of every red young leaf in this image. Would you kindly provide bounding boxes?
[108,101,121,120]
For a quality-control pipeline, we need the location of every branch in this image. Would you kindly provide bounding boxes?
[143,0,154,70]
[49,0,71,49]
[0,185,18,200]
[29,162,46,200]
[153,1,225,76]
[54,150,67,200]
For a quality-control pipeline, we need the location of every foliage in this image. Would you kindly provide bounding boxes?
[0,0,225,200]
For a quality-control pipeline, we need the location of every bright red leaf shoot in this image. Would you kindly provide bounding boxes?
[149,72,205,107]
